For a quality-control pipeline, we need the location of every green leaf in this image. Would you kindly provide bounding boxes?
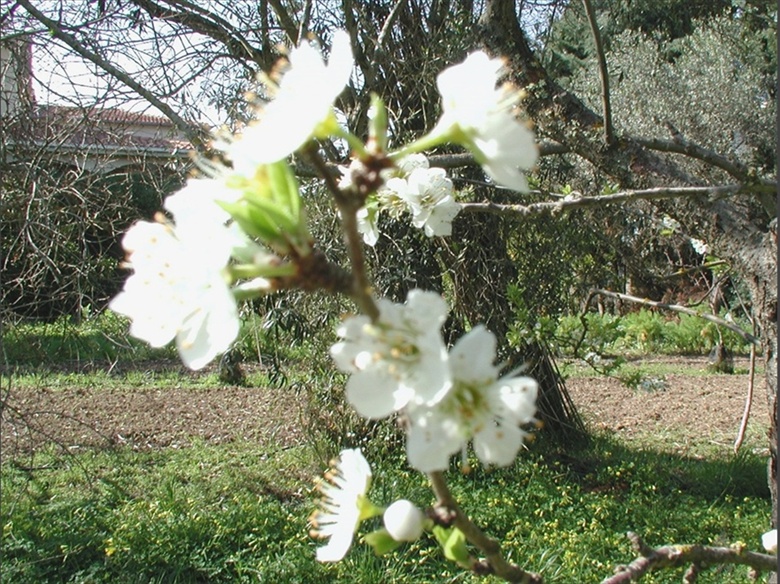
[432,526,470,566]
[368,93,389,152]
[363,528,403,556]
[245,198,298,235]
[266,160,301,219]
[218,200,282,244]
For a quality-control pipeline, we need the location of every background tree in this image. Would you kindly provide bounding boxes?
[4,0,776,571]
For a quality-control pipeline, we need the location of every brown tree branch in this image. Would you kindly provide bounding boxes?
[303,146,379,321]
[428,471,543,583]
[266,0,302,44]
[459,184,775,219]
[601,531,776,584]
[581,0,613,145]
[633,135,751,182]
[128,0,271,71]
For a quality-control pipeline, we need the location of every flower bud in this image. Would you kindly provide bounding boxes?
[383,499,425,542]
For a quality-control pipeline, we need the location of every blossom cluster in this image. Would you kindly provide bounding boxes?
[331,289,538,473]
[111,30,538,371]
[110,29,542,568]
[344,153,462,245]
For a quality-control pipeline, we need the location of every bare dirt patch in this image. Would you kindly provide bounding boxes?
[1,375,309,457]
[566,356,771,456]
[1,356,771,458]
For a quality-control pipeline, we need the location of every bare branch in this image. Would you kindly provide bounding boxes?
[601,531,776,584]
[129,0,270,71]
[266,0,301,44]
[735,332,758,453]
[634,134,751,182]
[460,184,776,218]
[373,0,408,59]
[586,289,759,344]
[303,146,379,321]
[581,0,613,145]
[17,0,208,149]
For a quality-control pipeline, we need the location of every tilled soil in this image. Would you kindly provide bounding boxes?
[1,357,771,458]
[1,380,309,456]
[566,356,771,455]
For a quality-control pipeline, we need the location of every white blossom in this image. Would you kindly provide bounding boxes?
[163,177,238,228]
[395,153,430,175]
[689,237,709,255]
[330,290,451,419]
[109,218,239,370]
[310,448,373,562]
[431,51,537,192]
[223,31,354,169]
[394,167,461,237]
[406,325,537,472]
[762,529,777,554]
[383,500,425,542]
[356,205,380,246]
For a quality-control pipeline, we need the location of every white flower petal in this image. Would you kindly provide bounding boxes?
[226,31,354,167]
[404,289,449,331]
[401,324,538,471]
[331,290,452,420]
[176,284,240,370]
[110,217,238,370]
[432,51,537,192]
[164,178,238,227]
[474,422,526,467]
[762,529,777,554]
[357,206,380,246]
[396,153,430,174]
[449,326,498,383]
[406,410,462,472]
[346,371,413,419]
[316,530,355,562]
[496,377,538,423]
[312,448,372,562]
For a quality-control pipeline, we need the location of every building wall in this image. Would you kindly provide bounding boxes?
[0,38,34,119]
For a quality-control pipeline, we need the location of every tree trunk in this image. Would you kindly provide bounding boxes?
[477,0,778,530]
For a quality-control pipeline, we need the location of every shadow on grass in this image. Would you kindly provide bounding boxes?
[0,427,771,584]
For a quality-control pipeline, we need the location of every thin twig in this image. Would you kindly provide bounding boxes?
[460,184,776,218]
[373,0,408,57]
[587,289,759,344]
[601,532,777,583]
[734,319,759,453]
[581,0,613,144]
[428,471,543,583]
[17,0,208,148]
[303,146,379,321]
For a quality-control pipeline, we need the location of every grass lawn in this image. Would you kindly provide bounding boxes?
[1,313,773,582]
[1,385,771,583]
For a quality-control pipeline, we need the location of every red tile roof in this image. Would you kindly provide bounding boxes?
[6,104,192,154]
[39,104,179,126]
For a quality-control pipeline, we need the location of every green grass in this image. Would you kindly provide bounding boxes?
[1,312,774,583]
[2,311,177,366]
[1,434,771,584]
[3,366,276,391]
